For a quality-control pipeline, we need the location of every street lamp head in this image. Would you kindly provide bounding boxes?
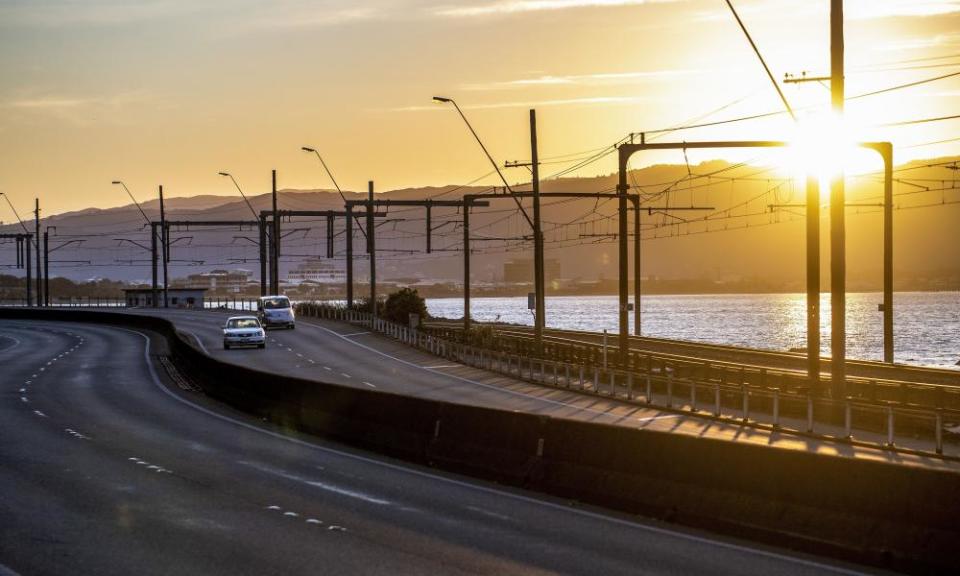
[301,146,316,153]
[111,181,122,185]
[432,96,452,103]
[218,172,230,177]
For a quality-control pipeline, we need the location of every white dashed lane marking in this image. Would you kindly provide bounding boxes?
[264,505,341,529]
[340,373,352,379]
[363,382,376,388]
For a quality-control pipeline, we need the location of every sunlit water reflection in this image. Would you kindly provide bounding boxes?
[426,292,960,370]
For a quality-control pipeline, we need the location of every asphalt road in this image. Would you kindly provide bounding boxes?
[116,308,960,466]
[0,319,882,575]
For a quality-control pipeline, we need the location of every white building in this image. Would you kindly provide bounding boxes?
[287,259,347,285]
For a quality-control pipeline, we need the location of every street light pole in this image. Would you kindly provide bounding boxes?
[432,96,534,230]
[218,172,259,220]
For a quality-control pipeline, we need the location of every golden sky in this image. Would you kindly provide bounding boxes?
[1,0,959,216]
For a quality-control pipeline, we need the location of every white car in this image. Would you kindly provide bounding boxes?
[257,295,295,329]
[223,316,266,350]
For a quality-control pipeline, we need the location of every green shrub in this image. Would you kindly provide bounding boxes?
[383,288,428,327]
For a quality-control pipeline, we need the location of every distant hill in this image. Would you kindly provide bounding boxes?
[2,157,957,292]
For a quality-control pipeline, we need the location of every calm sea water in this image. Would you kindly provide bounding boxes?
[426,292,960,370]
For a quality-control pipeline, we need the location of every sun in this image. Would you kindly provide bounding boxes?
[783,112,877,198]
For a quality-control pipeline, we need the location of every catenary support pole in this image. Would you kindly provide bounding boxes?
[346,205,354,307]
[159,185,168,308]
[807,176,821,390]
[43,230,50,306]
[368,180,376,321]
[531,109,545,353]
[463,198,471,333]
[151,223,158,308]
[271,170,279,295]
[259,215,267,297]
[830,0,846,397]
[34,199,42,307]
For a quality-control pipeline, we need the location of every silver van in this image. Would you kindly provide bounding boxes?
[257,295,295,329]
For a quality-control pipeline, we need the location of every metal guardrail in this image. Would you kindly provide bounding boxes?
[296,302,959,459]
[423,324,960,412]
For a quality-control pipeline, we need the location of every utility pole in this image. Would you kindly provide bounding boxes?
[271,170,280,295]
[830,0,846,397]
[530,110,545,353]
[159,185,168,308]
[368,180,376,321]
[34,199,42,307]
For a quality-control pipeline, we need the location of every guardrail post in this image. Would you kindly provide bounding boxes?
[579,365,585,389]
[690,381,697,413]
[741,385,749,423]
[713,383,721,416]
[627,372,633,400]
[772,388,780,429]
[540,360,545,383]
[885,405,895,447]
[936,409,944,455]
[609,371,616,397]
[807,395,814,433]
[553,362,558,386]
[592,366,599,392]
[565,364,570,388]
[646,374,653,405]
[844,398,853,439]
[666,371,673,408]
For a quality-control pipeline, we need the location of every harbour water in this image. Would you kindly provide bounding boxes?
[426,292,960,370]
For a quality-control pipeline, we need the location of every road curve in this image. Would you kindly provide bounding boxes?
[0,319,879,575]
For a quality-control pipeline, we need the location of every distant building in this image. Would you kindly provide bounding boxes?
[503,258,560,284]
[287,258,347,285]
[184,269,252,293]
[124,288,207,309]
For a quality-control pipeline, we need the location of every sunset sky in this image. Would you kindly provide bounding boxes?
[1,0,959,216]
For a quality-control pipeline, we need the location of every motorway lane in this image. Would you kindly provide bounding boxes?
[0,319,880,575]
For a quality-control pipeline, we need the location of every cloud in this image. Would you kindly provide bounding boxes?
[696,0,960,22]
[0,0,205,27]
[1,91,155,125]
[249,5,382,28]
[433,0,678,18]
[7,97,89,109]
[845,0,960,19]
[462,69,698,90]
[390,95,641,111]
[876,33,960,52]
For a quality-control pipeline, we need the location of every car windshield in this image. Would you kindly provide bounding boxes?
[227,318,260,329]
[261,297,290,310]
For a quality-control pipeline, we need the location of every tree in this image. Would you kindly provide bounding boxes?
[383,287,428,327]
